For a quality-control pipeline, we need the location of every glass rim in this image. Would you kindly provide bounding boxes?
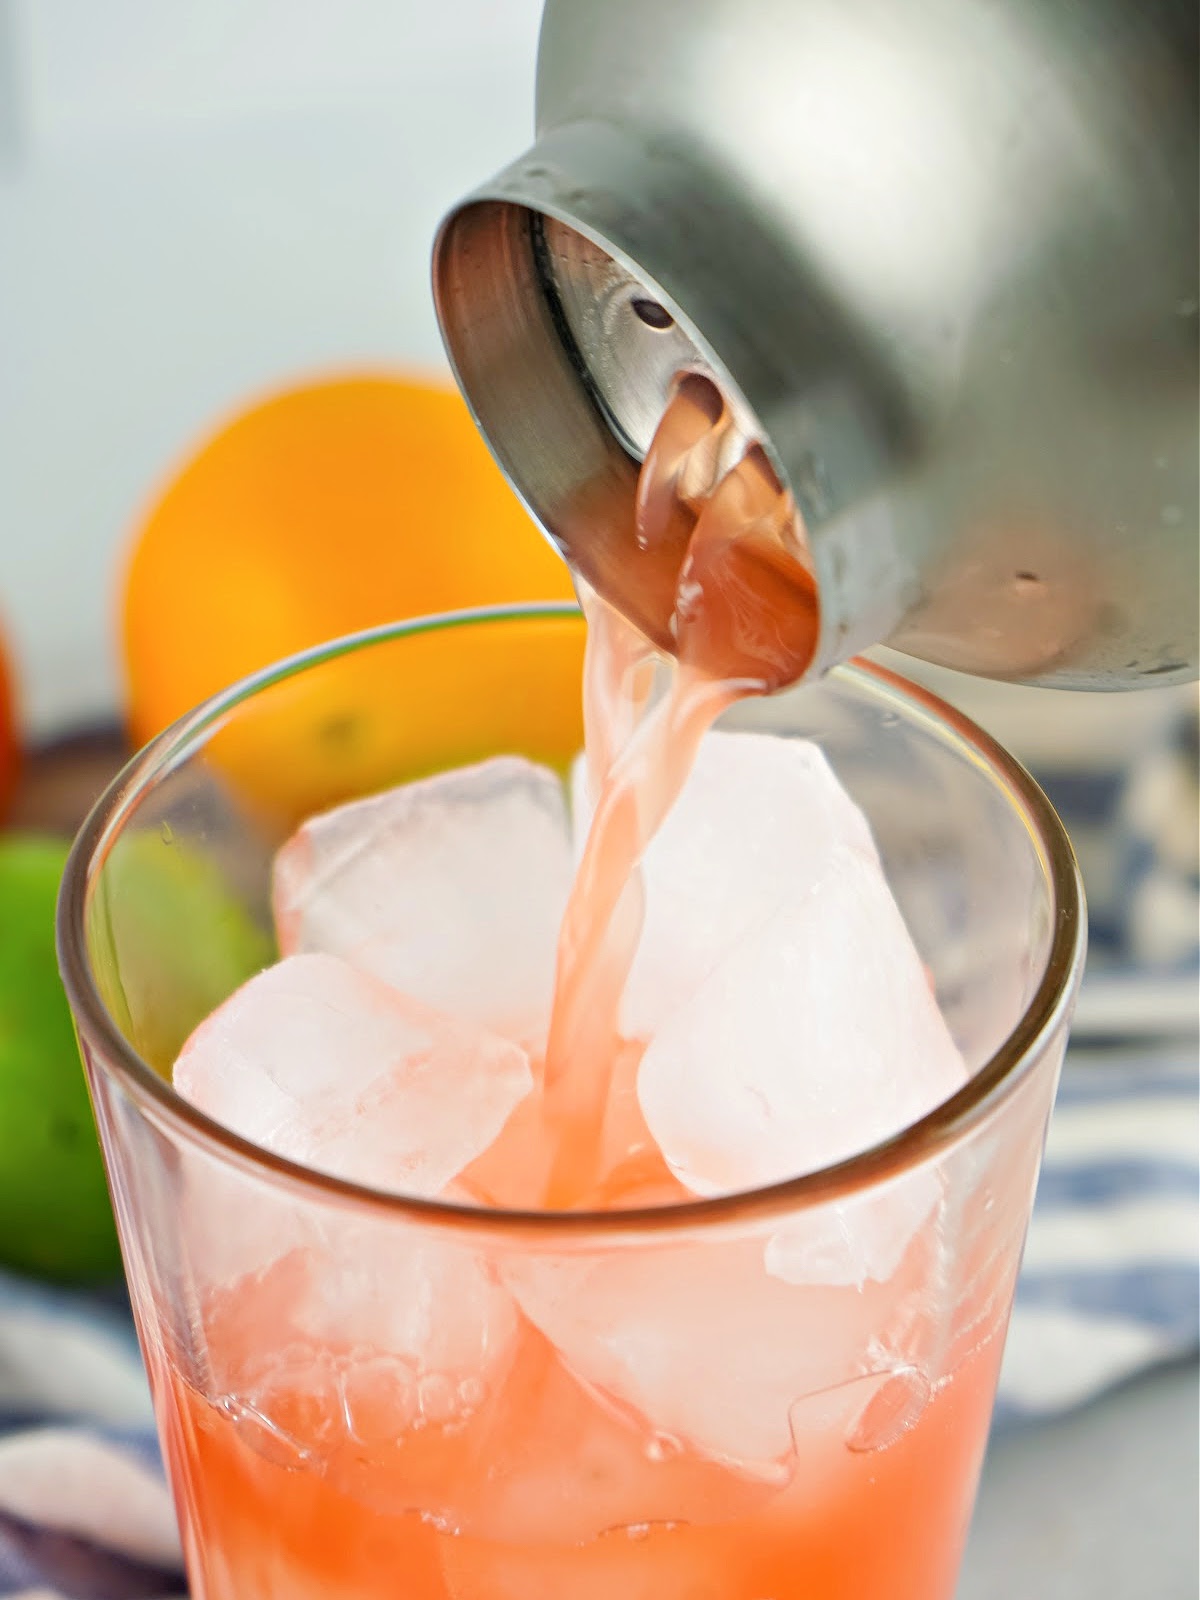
[57,601,1085,1243]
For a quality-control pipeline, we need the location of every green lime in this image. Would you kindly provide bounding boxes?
[0,834,121,1281]
[92,828,276,1077]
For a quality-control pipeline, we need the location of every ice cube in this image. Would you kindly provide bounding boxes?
[507,1230,925,1471]
[172,953,528,1410]
[571,732,879,1040]
[196,1224,521,1471]
[273,757,572,1048]
[763,1165,944,1290]
[423,1321,776,1551]
[173,952,533,1192]
[288,1217,519,1406]
[637,841,966,1201]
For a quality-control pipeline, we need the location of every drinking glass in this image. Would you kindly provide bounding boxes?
[58,603,1084,1600]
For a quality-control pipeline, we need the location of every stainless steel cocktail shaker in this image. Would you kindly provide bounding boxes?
[433,0,1197,689]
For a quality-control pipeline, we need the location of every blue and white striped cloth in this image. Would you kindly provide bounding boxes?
[993,1040,1197,1425]
[2,708,1195,1599]
[992,700,1198,1422]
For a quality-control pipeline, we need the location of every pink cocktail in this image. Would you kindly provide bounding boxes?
[58,606,1083,1598]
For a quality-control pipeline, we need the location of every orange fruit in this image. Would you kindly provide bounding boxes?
[120,374,583,822]
[0,621,20,820]
[207,608,587,831]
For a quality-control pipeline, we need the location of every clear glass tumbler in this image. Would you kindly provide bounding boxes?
[58,603,1084,1600]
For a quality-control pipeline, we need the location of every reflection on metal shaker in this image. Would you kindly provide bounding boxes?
[433,0,1197,690]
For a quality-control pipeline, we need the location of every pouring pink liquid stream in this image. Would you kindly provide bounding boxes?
[541,373,819,1204]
